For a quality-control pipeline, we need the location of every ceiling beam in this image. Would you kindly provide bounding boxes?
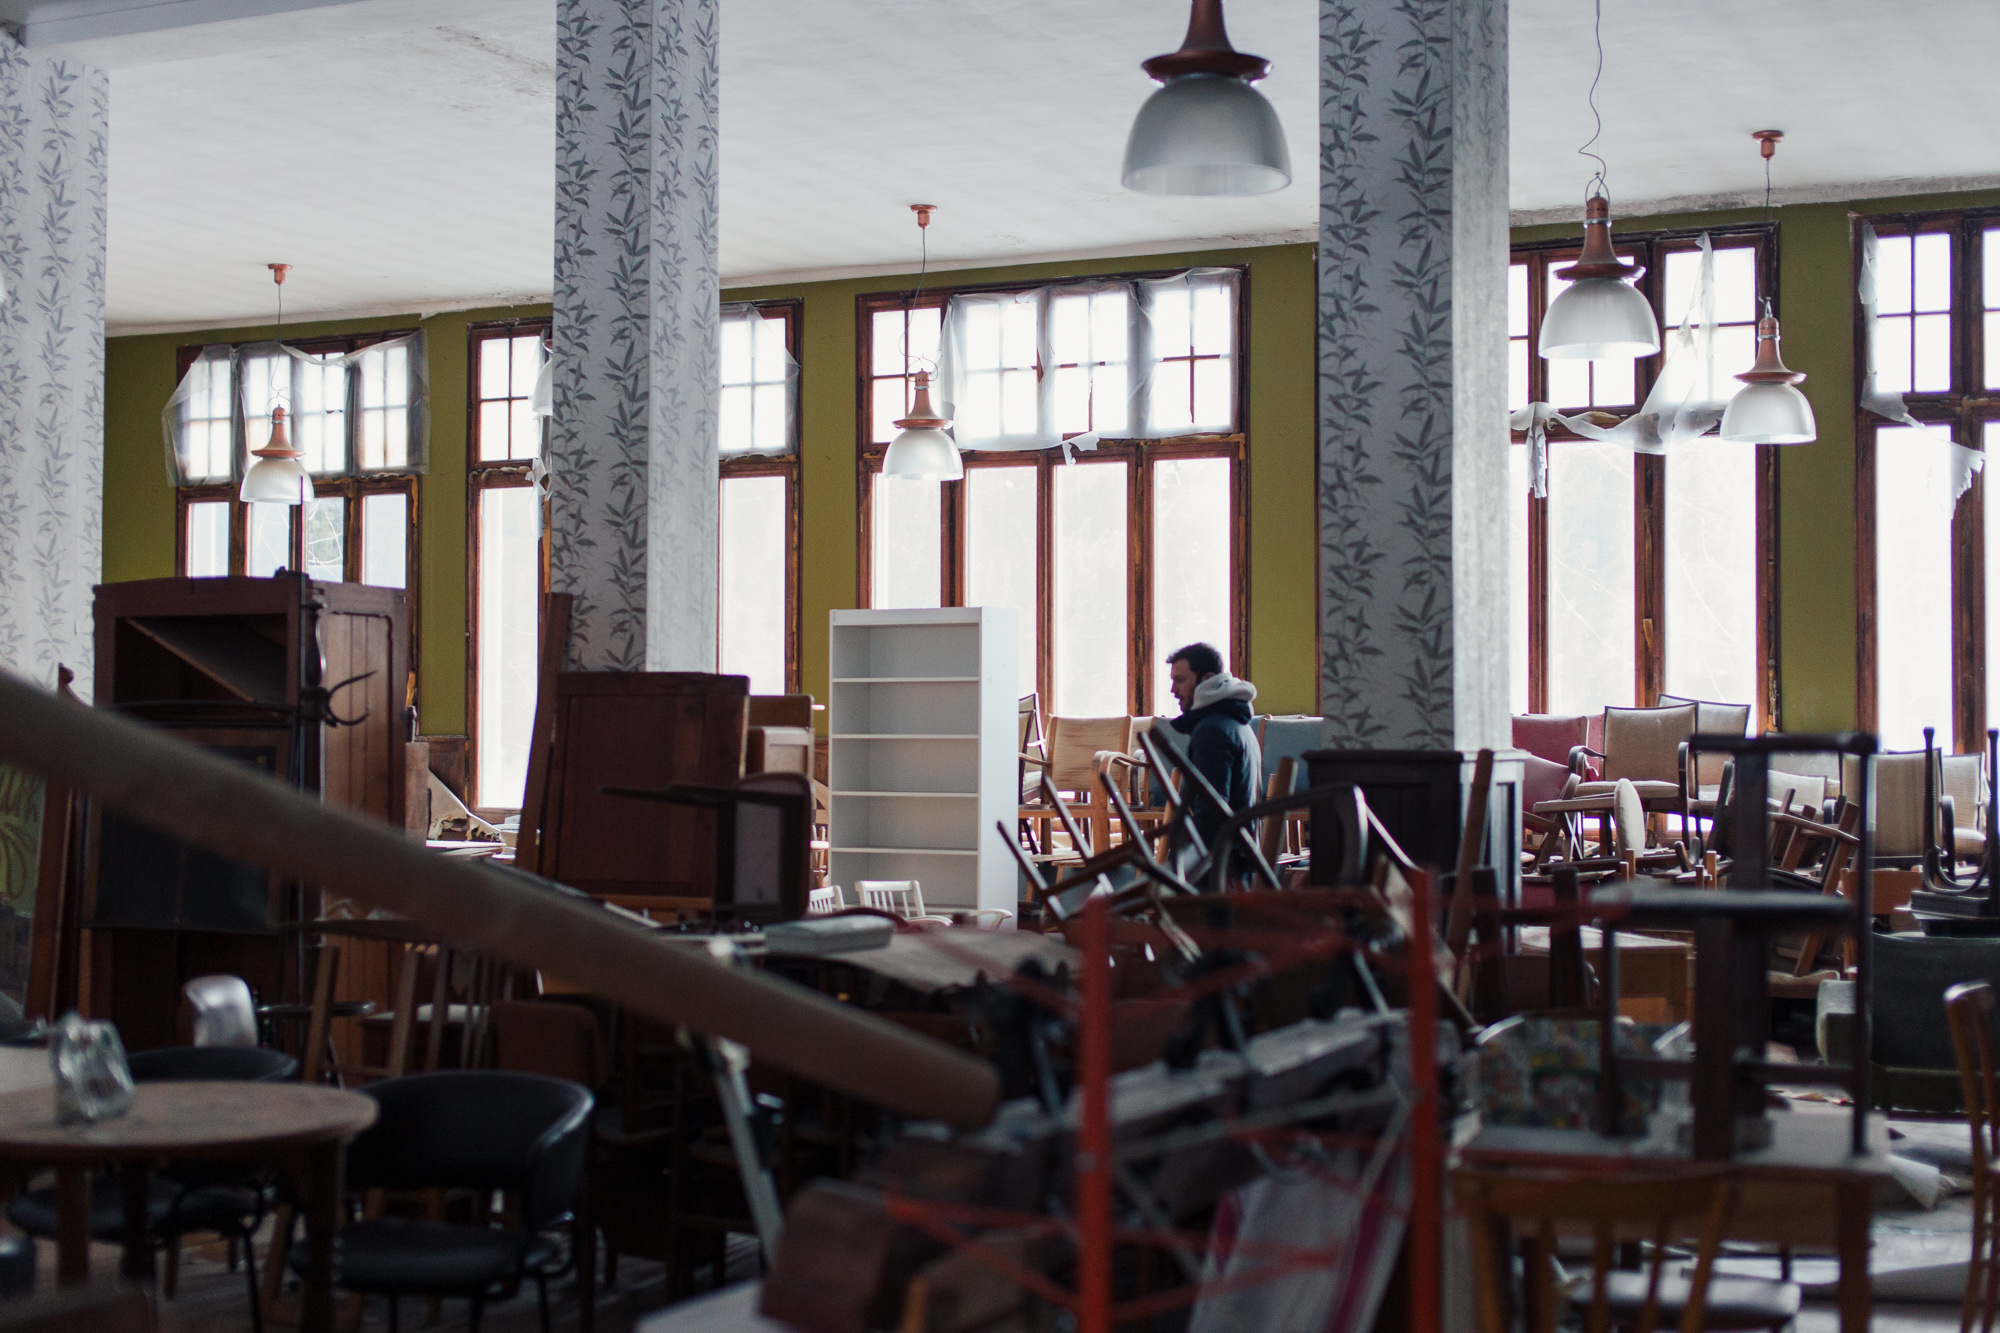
[0,0,536,67]
[0,0,363,46]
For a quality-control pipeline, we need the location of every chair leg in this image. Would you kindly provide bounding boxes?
[468,1296,484,1333]
[242,1233,263,1333]
[537,1274,552,1333]
[164,1234,180,1298]
[385,1296,398,1333]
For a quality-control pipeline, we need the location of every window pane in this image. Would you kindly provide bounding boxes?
[1914,233,1951,312]
[1508,340,1529,413]
[181,357,234,481]
[1509,445,1529,715]
[479,337,512,400]
[305,495,345,583]
[477,485,541,809]
[871,309,907,378]
[294,357,347,475]
[1052,461,1128,717]
[1914,313,1951,392]
[185,501,230,577]
[1152,457,1231,713]
[246,504,290,577]
[1546,443,1635,714]
[1875,235,1912,314]
[871,475,941,609]
[509,336,540,400]
[1988,422,2000,734]
[870,376,906,447]
[719,474,788,695]
[1665,445,1757,708]
[1507,263,1528,338]
[359,491,408,589]
[356,343,410,470]
[1876,426,1956,751]
[240,351,288,475]
[965,466,1038,698]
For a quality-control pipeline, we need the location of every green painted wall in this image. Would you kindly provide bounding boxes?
[100,245,1321,743]
[104,305,548,737]
[99,190,2000,741]
[726,241,1321,717]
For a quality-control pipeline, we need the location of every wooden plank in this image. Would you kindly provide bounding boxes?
[515,592,571,875]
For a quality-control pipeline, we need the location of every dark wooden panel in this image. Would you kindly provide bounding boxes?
[1304,748,1524,910]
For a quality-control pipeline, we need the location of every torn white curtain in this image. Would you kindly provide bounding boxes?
[1508,234,1732,498]
[934,267,1240,456]
[162,332,430,486]
[1859,222,1983,498]
[718,302,799,459]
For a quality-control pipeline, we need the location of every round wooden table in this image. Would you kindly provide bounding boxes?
[0,1080,376,1333]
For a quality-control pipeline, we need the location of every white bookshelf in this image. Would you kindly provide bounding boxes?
[828,607,1017,918]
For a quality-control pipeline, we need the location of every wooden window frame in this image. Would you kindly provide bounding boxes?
[466,318,551,813]
[854,269,1250,717]
[1510,225,1780,731]
[1853,209,2000,751]
[719,298,803,693]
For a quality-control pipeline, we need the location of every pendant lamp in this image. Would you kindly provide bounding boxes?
[1122,0,1289,197]
[884,371,961,481]
[882,205,963,481]
[1540,195,1658,360]
[239,264,311,508]
[1721,132,1814,444]
[1720,307,1814,444]
[239,405,311,503]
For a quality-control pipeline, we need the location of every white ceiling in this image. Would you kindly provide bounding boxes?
[39,0,2000,333]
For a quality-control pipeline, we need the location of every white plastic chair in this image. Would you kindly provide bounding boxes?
[806,885,845,916]
[182,974,259,1048]
[855,880,953,928]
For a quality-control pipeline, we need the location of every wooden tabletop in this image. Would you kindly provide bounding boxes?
[0,1081,376,1163]
[1461,1104,1895,1182]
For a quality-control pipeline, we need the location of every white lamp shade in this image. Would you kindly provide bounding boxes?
[239,452,311,504]
[529,352,553,418]
[1720,381,1816,445]
[882,426,962,481]
[1122,73,1290,197]
[1538,277,1660,360]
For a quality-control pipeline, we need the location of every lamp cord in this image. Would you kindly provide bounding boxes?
[1578,0,1608,203]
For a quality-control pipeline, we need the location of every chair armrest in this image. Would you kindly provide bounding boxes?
[1534,795,1616,815]
[1768,810,1860,847]
[1568,745,1604,777]
[1942,794,1957,840]
[1020,752,1051,768]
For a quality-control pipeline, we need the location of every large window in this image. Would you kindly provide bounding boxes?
[466,303,801,810]
[858,269,1246,716]
[1857,212,2000,751]
[1509,228,1776,726]
[171,334,421,602]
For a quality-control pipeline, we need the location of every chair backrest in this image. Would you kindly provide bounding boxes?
[1254,716,1328,793]
[1601,705,1696,784]
[1656,695,1751,787]
[1257,757,1298,864]
[856,880,926,919]
[1018,695,1046,800]
[127,1045,297,1083]
[806,885,845,915]
[1947,981,1998,1183]
[1847,750,1930,858]
[1520,754,1571,813]
[1047,716,1134,791]
[491,1001,608,1090]
[348,1072,593,1231]
[182,974,259,1049]
[1766,769,1828,814]
[1454,1166,1733,1333]
[1874,931,2000,1070]
[1510,714,1590,769]
[1770,748,1842,798]
[1941,752,1986,829]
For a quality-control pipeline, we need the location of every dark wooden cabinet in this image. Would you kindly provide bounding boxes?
[84,574,408,1048]
[1304,748,1525,911]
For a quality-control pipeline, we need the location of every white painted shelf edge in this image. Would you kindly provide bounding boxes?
[829,733,979,741]
[829,846,981,857]
[830,790,978,799]
[830,676,979,684]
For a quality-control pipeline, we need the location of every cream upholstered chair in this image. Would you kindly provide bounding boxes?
[1658,695,1751,828]
[1020,715,1135,858]
[1575,704,1696,820]
[1941,752,1988,861]
[1844,750,1933,867]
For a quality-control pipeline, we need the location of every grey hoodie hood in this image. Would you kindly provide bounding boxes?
[1190,672,1257,711]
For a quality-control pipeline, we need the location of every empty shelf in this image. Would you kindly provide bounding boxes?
[830,790,977,799]
[830,676,979,684]
[830,733,978,741]
[830,846,980,857]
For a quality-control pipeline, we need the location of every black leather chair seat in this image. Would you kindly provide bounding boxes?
[7,1176,255,1242]
[289,1220,557,1296]
[1578,1271,1802,1329]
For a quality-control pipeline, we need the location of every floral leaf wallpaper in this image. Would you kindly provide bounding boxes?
[0,42,105,699]
[1317,0,1507,750]
[550,0,720,673]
